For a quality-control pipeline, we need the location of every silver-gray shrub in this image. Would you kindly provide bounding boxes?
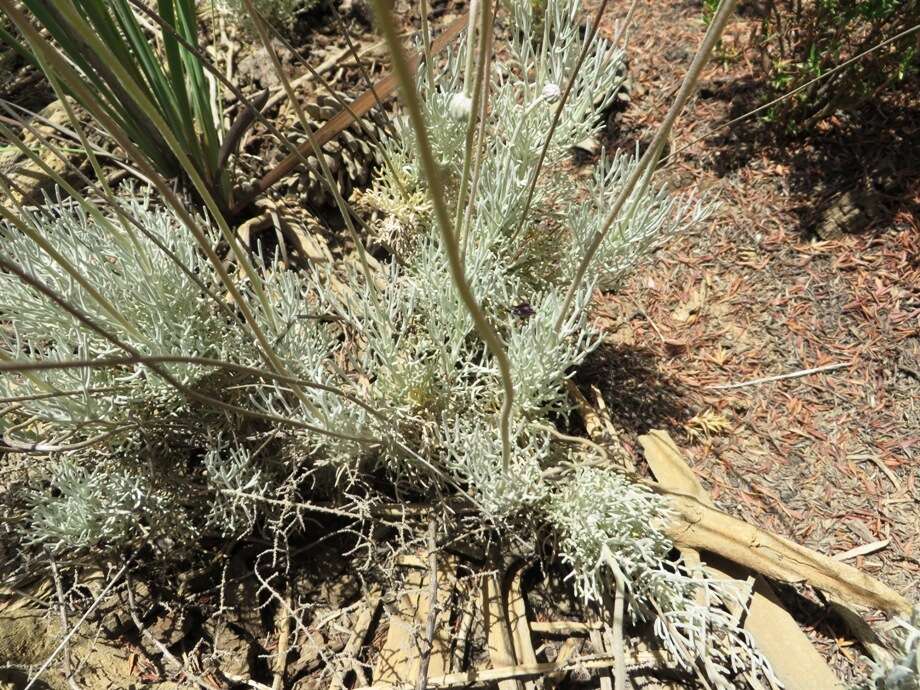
[0,0,784,681]
[548,466,776,682]
[0,195,253,427]
[26,453,187,554]
[863,613,919,690]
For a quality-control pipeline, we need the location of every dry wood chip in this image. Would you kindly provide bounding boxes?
[374,555,457,688]
[641,429,848,690]
[833,539,891,562]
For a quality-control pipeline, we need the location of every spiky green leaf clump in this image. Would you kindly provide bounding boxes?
[4,0,228,203]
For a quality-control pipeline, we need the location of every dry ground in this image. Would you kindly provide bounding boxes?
[580,0,919,681]
[1,1,918,687]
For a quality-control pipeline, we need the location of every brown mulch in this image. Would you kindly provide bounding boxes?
[579,0,919,682]
[2,2,917,686]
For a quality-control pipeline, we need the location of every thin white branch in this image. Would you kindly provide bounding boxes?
[24,565,127,690]
[706,362,850,390]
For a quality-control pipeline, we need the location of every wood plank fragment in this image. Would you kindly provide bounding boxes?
[545,637,580,688]
[374,555,458,688]
[375,567,427,688]
[640,429,846,690]
[637,430,909,614]
[417,555,458,684]
[331,596,381,690]
[588,629,613,690]
[507,566,538,666]
[506,566,541,690]
[356,650,673,690]
[483,571,523,690]
[450,578,479,672]
[639,431,709,505]
[530,621,600,635]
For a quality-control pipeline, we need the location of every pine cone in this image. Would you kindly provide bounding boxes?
[574,57,631,157]
[284,92,391,210]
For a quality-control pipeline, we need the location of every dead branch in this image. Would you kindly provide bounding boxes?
[271,590,292,690]
[416,518,440,690]
[635,430,911,614]
[654,487,912,615]
[706,362,849,390]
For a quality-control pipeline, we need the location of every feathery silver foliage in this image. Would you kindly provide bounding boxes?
[547,466,777,682]
[866,613,920,690]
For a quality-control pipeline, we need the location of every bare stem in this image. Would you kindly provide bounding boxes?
[461,1,497,258]
[416,517,440,690]
[271,590,292,690]
[556,0,739,329]
[453,0,493,239]
[419,0,436,88]
[509,0,615,243]
[242,0,379,295]
[370,0,516,471]
[609,559,626,690]
[49,558,80,690]
[462,0,481,98]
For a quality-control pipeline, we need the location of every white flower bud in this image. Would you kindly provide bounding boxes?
[542,82,561,103]
[448,93,473,121]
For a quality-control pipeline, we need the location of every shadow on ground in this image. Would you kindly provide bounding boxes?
[572,342,692,437]
[698,74,920,239]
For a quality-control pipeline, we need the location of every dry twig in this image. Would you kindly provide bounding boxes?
[271,590,292,690]
[24,564,127,690]
[49,557,80,690]
[416,517,440,690]
[706,362,850,390]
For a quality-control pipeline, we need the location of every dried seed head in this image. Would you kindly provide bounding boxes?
[542,82,561,104]
[448,93,473,121]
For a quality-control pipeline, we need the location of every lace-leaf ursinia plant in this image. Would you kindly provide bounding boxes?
[0,0,785,682]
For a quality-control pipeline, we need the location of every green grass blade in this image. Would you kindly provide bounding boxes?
[106,0,177,118]
[174,0,221,183]
[156,0,200,155]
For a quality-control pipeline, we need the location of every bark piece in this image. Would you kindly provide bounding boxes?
[640,429,848,689]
